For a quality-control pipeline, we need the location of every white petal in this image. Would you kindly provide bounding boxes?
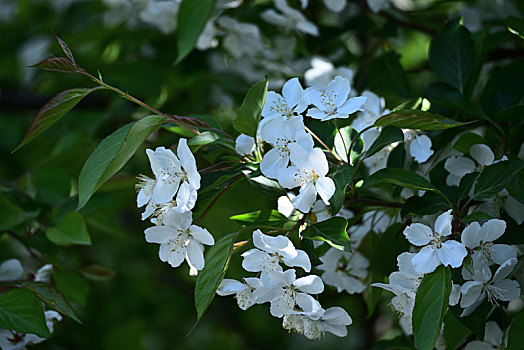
[444,156,476,177]
[438,240,467,268]
[481,219,506,242]
[409,135,434,163]
[306,107,328,120]
[412,246,441,274]
[217,279,247,296]
[282,77,303,109]
[190,225,215,246]
[178,138,200,189]
[0,259,23,281]
[326,76,350,108]
[252,229,297,259]
[262,91,287,118]
[305,87,325,110]
[403,223,433,246]
[235,134,256,156]
[461,222,481,249]
[470,144,494,166]
[294,275,324,294]
[484,321,503,347]
[492,279,521,301]
[174,181,197,212]
[434,210,453,237]
[492,258,517,282]
[292,183,317,213]
[315,177,335,204]
[262,269,296,288]
[186,240,205,271]
[460,281,484,308]
[282,249,311,272]
[260,147,289,179]
[145,226,177,244]
[241,249,273,272]
[489,244,516,265]
[163,209,192,231]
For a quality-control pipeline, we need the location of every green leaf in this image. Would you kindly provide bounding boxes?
[246,174,286,198]
[452,133,486,154]
[233,79,269,137]
[473,160,524,200]
[508,309,524,349]
[13,87,102,152]
[507,170,524,204]
[443,311,470,350]
[506,17,524,39]
[193,232,238,327]
[176,0,215,63]
[230,210,289,228]
[0,194,38,230]
[429,19,475,92]
[455,172,479,205]
[450,303,492,339]
[35,167,71,205]
[328,164,354,215]
[23,282,81,323]
[187,131,224,146]
[45,211,91,246]
[54,269,89,306]
[374,109,468,130]
[362,168,447,200]
[368,51,410,101]
[77,115,164,210]
[301,217,350,252]
[0,288,50,338]
[401,192,449,218]
[361,126,404,159]
[412,265,452,350]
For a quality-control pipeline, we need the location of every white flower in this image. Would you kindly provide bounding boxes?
[306,76,367,121]
[304,57,354,89]
[278,145,335,213]
[318,248,369,294]
[461,219,516,273]
[299,306,352,340]
[259,116,314,179]
[460,258,521,316]
[0,310,62,350]
[144,209,214,275]
[464,321,504,350]
[403,210,467,274]
[261,78,308,120]
[504,195,524,225]
[444,144,502,186]
[235,134,256,156]
[367,0,389,12]
[241,230,311,274]
[363,144,396,175]
[0,259,23,281]
[261,0,319,36]
[217,16,264,58]
[254,269,324,318]
[217,278,264,310]
[137,140,201,219]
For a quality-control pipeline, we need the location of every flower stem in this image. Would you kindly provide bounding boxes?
[304,126,344,163]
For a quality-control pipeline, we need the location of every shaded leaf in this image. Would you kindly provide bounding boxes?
[443,311,470,350]
[54,269,89,306]
[230,210,289,228]
[0,288,50,338]
[412,266,452,350]
[82,265,116,282]
[473,160,524,200]
[24,282,80,323]
[234,79,269,137]
[361,126,404,159]
[77,115,165,210]
[328,164,354,215]
[401,192,449,218]
[30,57,83,74]
[176,0,216,63]
[0,194,39,231]
[508,309,524,349]
[374,109,468,130]
[302,217,350,252]
[45,211,91,246]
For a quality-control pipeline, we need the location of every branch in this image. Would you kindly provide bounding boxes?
[345,197,403,208]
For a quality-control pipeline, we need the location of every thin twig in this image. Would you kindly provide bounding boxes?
[304,126,344,163]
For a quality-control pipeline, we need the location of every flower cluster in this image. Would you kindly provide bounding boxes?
[217,230,352,339]
[138,139,215,276]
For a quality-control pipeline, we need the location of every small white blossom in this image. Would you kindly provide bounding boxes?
[138,0,181,34]
[0,259,23,281]
[460,258,521,316]
[261,77,308,120]
[304,57,354,89]
[318,248,369,294]
[278,145,335,213]
[403,210,467,274]
[444,144,504,186]
[403,130,433,163]
[144,209,214,275]
[241,230,311,275]
[34,264,53,283]
[299,307,353,340]
[261,0,319,36]
[306,76,367,121]
[463,321,505,350]
[217,278,264,310]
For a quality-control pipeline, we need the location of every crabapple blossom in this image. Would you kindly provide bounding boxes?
[217,278,264,310]
[277,144,335,212]
[304,57,354,89]
[444,144,504,186]
[463,321,505,350]
[403,210,467,274]
[144,209,214,276]
[261,77,308,120]
[241,230,311,274]
[306,76,367,121]
[299,307,353,340]
[0,259,23,281]
[459,258,521,316]
[318,248,369,294]
[403,130,434,163]
[259,116,314,179]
